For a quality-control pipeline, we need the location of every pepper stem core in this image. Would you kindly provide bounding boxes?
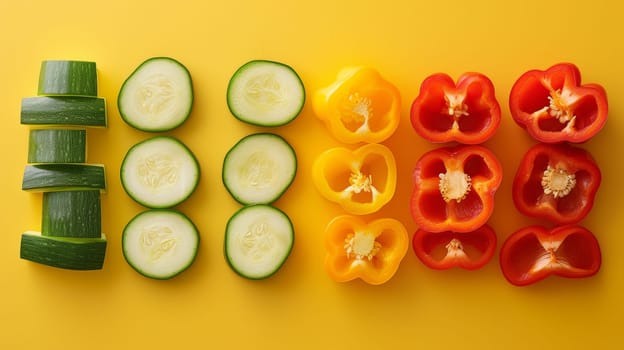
[439,170,472,202]
[541,166,576,198]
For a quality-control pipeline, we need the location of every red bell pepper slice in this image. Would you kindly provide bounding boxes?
[410,145,502,233]
[509,62,608,143]
[412,224,497,270]
[411,72,501,144]
[512,143,601,225]
[500,225,601,286]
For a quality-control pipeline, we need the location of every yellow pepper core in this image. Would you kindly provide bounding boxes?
[438,170,472,202]
[344,231,381,261]
[340,92,373,134]
[348,170,373,194]
[541,165,576,198]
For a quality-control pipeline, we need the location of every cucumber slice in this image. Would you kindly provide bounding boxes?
[120,136,199,208]
[224,205,294,279]
[22,164,106,192]
[118,57,193,132]
[20,96,107,127]
[42,190,101,238]
[38,60,98,97]
[20,231,107,270]
[222,133,297,205]
[122,209,199,279]
[226,60,305,126]
[28,129,87,163]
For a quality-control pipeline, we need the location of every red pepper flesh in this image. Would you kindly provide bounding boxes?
[411,72,501,144]
[509,62,608,143]
[412,224,497,270]
[410,145,502,233]
[512,143,601,225]
[499,225,601,286]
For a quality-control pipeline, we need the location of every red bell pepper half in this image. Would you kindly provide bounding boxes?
[500,225,601,286]
[412,224,497,270]
[410,145,502,233]
[512,142,601,225]
[509,62,608,143]
[410,72,501,144]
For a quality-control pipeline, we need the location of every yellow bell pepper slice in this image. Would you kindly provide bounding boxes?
[313,67,402,144]
[325,215,408,285]
[312,143,397,215]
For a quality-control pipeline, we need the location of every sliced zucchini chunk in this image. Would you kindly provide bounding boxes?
[20,96,107,127]
[227,60,305,126]
[118,57,193,132]
[225,205,294,280]
[222,133,297,205]
[28,129,87,163]
[42,190,101,238]
[22,164,106,192]
[122,209,199,280]
[20,231,107,270]
[38,60,98,97]
[120,136,199,208]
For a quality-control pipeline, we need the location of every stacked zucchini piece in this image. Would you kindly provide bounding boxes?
[20,60,107,270]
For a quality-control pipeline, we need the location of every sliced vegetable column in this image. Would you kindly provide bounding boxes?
[19,60,108,270]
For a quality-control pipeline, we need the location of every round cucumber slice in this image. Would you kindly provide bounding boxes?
[118,57,193,132]
[222,133,297,205]
[123,209,199,280]
[121,136,200,208]
[227,60,305,126]
[225,205,294,279]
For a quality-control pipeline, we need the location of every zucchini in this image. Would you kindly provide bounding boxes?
[38,60,98,97]
[122,209,199,279]
[28,129,87,163]
[42,190,101,238]
[227,60,305,126]
[20,231,107,270]
[22,164,106,192]
[118,57,193,132]
[224,205,294,279]
[120,136,199,208]
[20,96,107,127]
[222,133,297,205]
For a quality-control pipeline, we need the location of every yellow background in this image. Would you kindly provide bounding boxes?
[1,0,623,349]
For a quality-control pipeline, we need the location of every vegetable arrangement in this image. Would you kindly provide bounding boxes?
[221,60,303,280]
[313,67,408,285]
[501,62,606,286]
[19,60,108,270]
[118,57,200,280]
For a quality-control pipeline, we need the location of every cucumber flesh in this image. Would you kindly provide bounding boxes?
[21,96,107,127]
[122,209,199,279]
[38,60,98,97]
[227,60,305,126]
[120,136,199,208]
[118,57,193,132]
[22,164,106,192]
[20,231,107,270]
[225,205,294,279]
[28,129,87,163]
[42,190,101,238]
[222,133,297,205]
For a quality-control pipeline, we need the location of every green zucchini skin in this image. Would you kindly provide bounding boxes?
[20,231,107,270]
[42,190,101,238]
[21,96,107,127]
[22,164,106,192]
[28,129,87,163]
[38,60,98,97]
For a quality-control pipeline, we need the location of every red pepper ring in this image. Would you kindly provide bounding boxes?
[512,142,601,225]
[509,62,608,143]
[499,225,601,287]
[412,225,497,270]
[410,144,502,233]
[411,72,501,144]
